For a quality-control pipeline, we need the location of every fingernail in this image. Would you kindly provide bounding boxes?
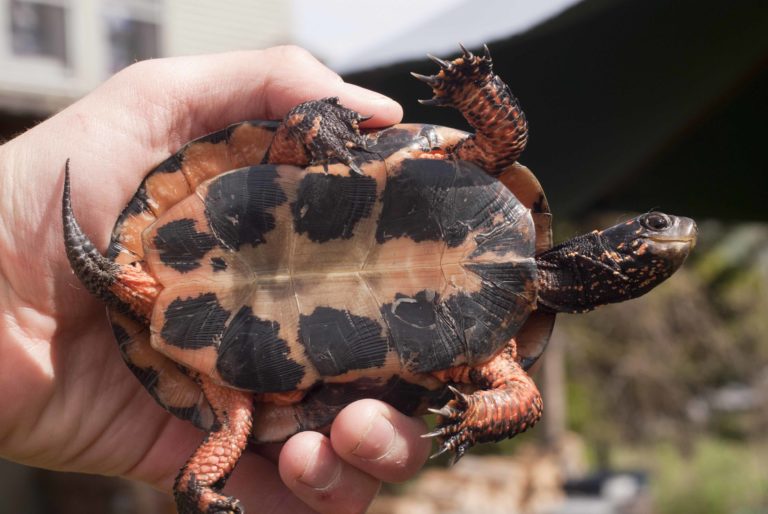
[352,412,396,461]
[297,439,343,491]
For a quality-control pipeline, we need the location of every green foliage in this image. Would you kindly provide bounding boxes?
[614,438,768,514]
[557,218,768,512]
[559,218,768,445]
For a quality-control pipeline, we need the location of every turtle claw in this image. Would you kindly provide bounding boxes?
[447,385,469,407]
[347,159,364,176]
[458,43,473,59]
[418,98,447,107]
[421,429,443,439]
[427,54,452,70]
[427,434,471,463]
[421,385,476,460]
[429,443,451,460]
[415,46,496,110]
[428,405,458,417]
[410,72,439,86]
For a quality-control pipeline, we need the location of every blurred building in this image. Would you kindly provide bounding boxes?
[0,0,291,115]
[0,0,578,117]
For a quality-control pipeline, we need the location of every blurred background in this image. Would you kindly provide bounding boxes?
[1,0,767,512]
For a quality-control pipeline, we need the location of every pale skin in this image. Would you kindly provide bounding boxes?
[0,46,432,514]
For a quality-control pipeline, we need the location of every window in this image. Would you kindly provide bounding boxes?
[10,0,68,66]
[107,17,159,72]
[104,1,161,73]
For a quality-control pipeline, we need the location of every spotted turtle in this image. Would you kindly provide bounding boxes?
[63,45,697,514]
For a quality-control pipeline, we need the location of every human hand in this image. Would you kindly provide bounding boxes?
[0,46,431,513]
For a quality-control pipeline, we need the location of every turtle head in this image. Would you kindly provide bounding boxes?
[598,212,697,291]
[536,212,697,314]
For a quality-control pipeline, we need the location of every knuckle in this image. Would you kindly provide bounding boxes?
[116,57,163,81]
[265,45,342,82]
[268,44,317,64]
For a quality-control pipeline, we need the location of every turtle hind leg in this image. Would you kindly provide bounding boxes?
[174,377,253,514]
[265,97,370,174]
[424,344,543,463]
[413,45,528,174]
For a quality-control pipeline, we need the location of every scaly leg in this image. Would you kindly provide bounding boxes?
[174,377,253,514]
[412,45,528,174]
[425,343,543,463]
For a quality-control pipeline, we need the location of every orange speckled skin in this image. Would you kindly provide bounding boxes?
[174,379,252,514]
[428,345,543,461]
[111,264,161,322]
[416,48,528,174]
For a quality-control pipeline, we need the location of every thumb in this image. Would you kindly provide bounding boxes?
[100,45,403,141]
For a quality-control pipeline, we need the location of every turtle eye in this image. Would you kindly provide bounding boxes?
[641,212,670,231]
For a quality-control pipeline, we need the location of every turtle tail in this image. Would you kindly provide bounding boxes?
[62,160,159,322]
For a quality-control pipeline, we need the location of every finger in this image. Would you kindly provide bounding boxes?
[330,399,432,483]
[279,431,380,514]
[221,451,320,514]
[108,45,402,139]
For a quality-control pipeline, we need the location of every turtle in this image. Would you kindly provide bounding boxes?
[62,45,697,514]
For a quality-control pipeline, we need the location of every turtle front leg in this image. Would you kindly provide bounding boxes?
[174,377,253,514]
[425,344,543,463]
[413,45,528,174]
[265,97,370,174]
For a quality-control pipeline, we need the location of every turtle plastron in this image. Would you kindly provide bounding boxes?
[62,42,697,514]
[425,343,543,463]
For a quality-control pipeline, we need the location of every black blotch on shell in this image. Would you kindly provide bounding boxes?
[153,218,218,273]
[380,289,463,373]
[210,257,227,272]
[298,306,391,376]
[204,166,288,250]
[376,159,451,245]
[153,154,184,174]
[381,263,536,374]
[291,173,377,243]
[160,292,230,349]
[376,159,500,248]
[455,261,536,361]
[216,306,305,392]
[113,323,159,390]
[193,127,230,145]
